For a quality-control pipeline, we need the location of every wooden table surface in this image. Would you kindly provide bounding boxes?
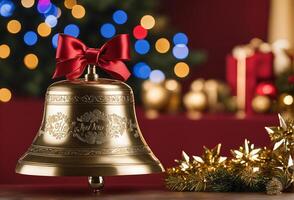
[0,185,294,200]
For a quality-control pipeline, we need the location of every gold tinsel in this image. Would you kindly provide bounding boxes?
[166,114,294,194]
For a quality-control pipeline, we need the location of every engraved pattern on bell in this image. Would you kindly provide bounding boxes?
[46,94,133,105]
[28,145,151,157]
[40,112,71,139]
[40,109,140,144]
[71,109,128,144]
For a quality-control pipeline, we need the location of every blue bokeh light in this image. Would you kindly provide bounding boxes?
[134,40,150,55]
[172,44,189,59]
[133,62,151,79]
[173,32,188,45]
[45,15,57,27]
[44,4,58,17]
[64,24,80,37]
[37,1,52,14]
[23,31,38,46]
[100,23,116,38]
[149,70,165,83]
[0,0,15,17]
[112,10,128,25]
[52,33,59,48]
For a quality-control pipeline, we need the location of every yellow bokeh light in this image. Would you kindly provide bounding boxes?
[283,95,294,105]
[7,20,21,34]
[24,53,39,70]
[64,0,77,9]
[21,0,35,8]
[0,88,12,102]
[71,5,85,19]
[174,62,190,78]
[140,15,155,30]
[155,38,170,53]
[0,44,10,59]
[37,22,51,37]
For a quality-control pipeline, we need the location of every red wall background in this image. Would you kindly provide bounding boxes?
[162,0,270,85]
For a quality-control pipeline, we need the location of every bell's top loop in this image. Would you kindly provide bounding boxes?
[85,65,99,81]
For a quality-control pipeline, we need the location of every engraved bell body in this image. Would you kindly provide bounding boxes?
[16,77,164,176]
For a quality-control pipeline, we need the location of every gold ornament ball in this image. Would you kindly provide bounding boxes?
[278,93,294,108]
[252,95,272,113]
[190,79,205,92]
[183,91,207,112]
[142,81,169,110]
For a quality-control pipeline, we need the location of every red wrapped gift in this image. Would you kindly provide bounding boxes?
[226,51,274,115]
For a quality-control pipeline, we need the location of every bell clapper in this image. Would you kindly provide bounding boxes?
[88,176,104,193]
[85,65,99,81]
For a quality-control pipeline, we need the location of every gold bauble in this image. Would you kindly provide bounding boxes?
[278,93,294,108]
[164,79,181,113]
[190,79,205,92]
[278,93,294,119]
[252,95,272,113]
[142,81,169,110]
[183,91,207,113]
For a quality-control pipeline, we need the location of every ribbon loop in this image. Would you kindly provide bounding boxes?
[53,34,131,81]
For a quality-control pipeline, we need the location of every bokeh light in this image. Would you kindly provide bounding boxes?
[112,10,128,24]
[0,88,12,102]
[57,7,62,18]
[155,38,170,53]
[172,44,189,59]
[174,62,190,78]
[140,15,155,30]
[71,4,85,19]
[100,23,116,38]
[37,0,51,14]
[44,4,58,17]
[133,25,147,39]
[7,19,21,34]
[23,31,38,46]
[149,70,165,83]
[134,40,150,55]
[283,95,294,106]
[24,53,39,70]
[37,22,51,37]
[21,0,35,8]
[173,32,188,45]
[64,0,76,9]
[133,62,151,79]
[45,15,57,27]
[64,24,80,37]
[0,1,15,17]
[52,33,59,48]
[0,44,10,59]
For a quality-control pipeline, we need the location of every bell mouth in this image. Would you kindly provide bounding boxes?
[16,161,164,177]
[16,160,164,177]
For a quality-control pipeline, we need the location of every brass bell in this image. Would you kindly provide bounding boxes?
[16,65,164,191]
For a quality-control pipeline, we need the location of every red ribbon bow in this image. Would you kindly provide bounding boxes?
[53,34,131,81]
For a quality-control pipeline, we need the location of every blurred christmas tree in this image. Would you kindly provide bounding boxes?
[0,0,206,98]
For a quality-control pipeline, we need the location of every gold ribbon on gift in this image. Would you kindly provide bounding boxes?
[232,46,254,118]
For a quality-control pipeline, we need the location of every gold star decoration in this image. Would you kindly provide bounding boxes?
[265,114,294,151]
[231,139,262,166]
[192,144,227,172]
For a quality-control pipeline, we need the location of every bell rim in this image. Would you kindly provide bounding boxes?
[15,161,165,177]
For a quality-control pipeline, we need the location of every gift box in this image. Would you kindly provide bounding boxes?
[226,51,274,115]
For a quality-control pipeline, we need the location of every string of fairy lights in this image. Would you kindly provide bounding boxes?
[0,0,192,102]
